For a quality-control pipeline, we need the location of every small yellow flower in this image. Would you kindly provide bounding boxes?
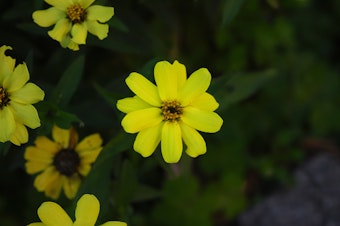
[117,60,223,163]
[25,125,103,199]
[0,45,44,146]
[33,0,114,51]
[27,193,127,226]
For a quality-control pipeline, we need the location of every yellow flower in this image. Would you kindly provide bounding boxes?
[33,0,114,51]
[0,46,44,146]
[28,193,127,226]
[116,60,223,163]
[25,125,103,199]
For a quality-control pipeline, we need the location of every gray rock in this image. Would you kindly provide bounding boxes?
[239,154,340,226]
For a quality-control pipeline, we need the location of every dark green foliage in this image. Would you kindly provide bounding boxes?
[0,0,339,225]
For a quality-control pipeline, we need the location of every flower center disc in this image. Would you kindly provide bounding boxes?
[0,87,10,109]
[67,4,87,24]
[53,149,80,176]
[161,100,183,122]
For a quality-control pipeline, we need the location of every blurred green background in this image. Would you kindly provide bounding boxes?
[0,0,340,225]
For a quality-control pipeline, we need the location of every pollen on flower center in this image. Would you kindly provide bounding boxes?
[0,87,10,109]
[53,149,80,176]
[67,4,87,24]
[161,100,183,122]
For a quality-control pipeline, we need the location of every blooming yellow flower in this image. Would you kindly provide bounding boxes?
[33,0,114,51]
[25,125,103,199]
[28,193,127,226]
[0,45,44,146]
[116,60,223,163]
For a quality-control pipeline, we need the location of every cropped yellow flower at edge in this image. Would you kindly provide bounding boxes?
[28,193,127,226]
[0,45,44,146]
[117,60,223,163]
[25,125,103,199]
[33,0,114,51]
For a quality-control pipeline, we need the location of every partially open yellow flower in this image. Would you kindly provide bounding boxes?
[25,125,103,199]
[27,194,127,226]
[117,60,223,163]
[33,0,114,51]
[0,45,44,146]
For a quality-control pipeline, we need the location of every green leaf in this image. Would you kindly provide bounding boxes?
[54,109,82,129]
[211,69,277,110]
[221,0,246,27]
[108,17,129,33]
[74,132,134,217]
[0,142,11,156]
[50,55,85,107]
[93,82,118,106]
[115,160,139,207]
[35,101,82,132]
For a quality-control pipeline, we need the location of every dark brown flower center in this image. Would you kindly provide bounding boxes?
[161,100,183,122]
[0,87,10,109]
[53,149,80,177]
[67,4,87,24]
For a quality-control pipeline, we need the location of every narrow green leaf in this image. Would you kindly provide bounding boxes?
[50,55,85,107]
[115,160,139,206]
[0,142,11,156]
[54,109,82,129]
[93,83,118,106]
[108,17,129,33]
[74,132,134,217]
[211,69,277,110]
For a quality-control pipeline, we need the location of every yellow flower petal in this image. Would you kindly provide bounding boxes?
[66,40,80,50]
[71,23,88,44]
[74,194,100,226]
[45,0,72,10]
[80,0,96,8]
[86,5,114,22]
[32,8,65,27]
[27,223,45,226]
[8,102,41,129]
[34,136,61,154]
[116,96,151,113]
[25,161,51,174]
[121,108,162,133]
[60,35,80,50]
[38,201,73,226]
[180,123,206,157]
[0,46,15,84]
[24,146,53,163]
[161,122,182,163]
[68,126,79,149]
[3,63,29,93]
[78,148,101,165]
[178,68,211,106]
[86,20,109,40]
[52,125,70,149]
[190,92,219,111]
[134,123,163,157]
[172,60,186,88]
[125,72,161,106]
[44,174,63,199]
[34,166,59,192]
[100,222,127,226]
[63,174,81,199]
[154,61,178,101]
[75,133,102,152]
[0,107,16,142]
[181,106,223,133]
[10,83,45,104]
[78,163,91,176]
[48,18,72,42]
[9,122,28,146]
